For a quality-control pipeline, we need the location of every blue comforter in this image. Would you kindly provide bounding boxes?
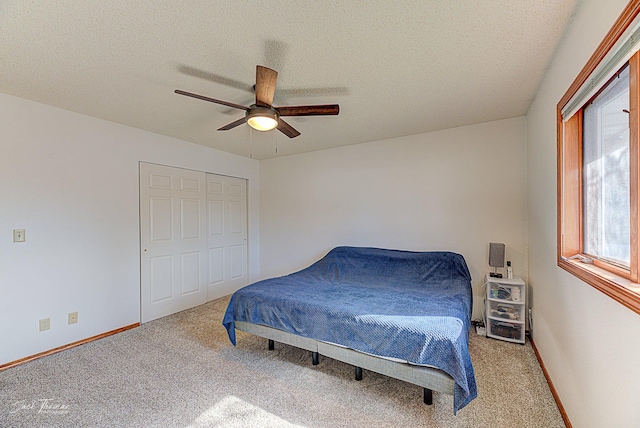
[222,246,477,413]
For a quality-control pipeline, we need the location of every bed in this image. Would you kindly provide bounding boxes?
[222,246,477,413]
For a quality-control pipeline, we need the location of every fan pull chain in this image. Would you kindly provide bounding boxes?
[249,128,253,159]
[275,129,278,155]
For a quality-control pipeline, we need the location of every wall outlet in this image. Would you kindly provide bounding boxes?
[13,229,25,243]
[39,318,50,332]
[68,312,78,324]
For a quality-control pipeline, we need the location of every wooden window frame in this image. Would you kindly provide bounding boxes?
[557,0,640,315]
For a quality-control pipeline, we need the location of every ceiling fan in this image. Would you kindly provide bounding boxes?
[175,65,340,138]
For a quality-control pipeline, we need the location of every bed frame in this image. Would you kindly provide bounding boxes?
[235,321,455,405]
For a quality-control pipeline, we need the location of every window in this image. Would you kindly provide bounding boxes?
[583,65,630,268]
[558,1,640,315]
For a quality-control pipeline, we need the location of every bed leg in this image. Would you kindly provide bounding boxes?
[312,351,319,365]
[423,388,433,405]
[268,339,274,350]
[355,366,363,381]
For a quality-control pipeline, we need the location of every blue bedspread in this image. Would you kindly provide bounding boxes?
[222,246,477,413]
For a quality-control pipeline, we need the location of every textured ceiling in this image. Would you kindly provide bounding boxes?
[0,1,578,160]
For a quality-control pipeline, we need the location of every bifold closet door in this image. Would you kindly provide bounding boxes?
[139,163,208,323]
[140,163,248,322]
[206,174,248,300]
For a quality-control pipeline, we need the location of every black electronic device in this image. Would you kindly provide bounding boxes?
[488,242,505,277]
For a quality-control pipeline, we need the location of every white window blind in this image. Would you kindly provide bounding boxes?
[561,16,640,122]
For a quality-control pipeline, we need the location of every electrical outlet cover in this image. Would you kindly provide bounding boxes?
[13,229,25,242]
[68,312,78,324]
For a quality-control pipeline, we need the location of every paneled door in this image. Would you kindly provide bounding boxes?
[140,163,248,323]
[206,174,248,300]
[140,163,208,323]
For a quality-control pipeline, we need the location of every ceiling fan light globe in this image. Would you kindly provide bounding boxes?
[246,107,279,131]
[247,116,278,131]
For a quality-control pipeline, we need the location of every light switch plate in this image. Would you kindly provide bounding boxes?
[39,318,50,332]
[13,229,25,242]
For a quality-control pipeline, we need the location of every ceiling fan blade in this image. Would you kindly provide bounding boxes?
[218,117,247,131]
[277,118,301,138]
[276,104,340,117]
[175,89,248,111]
[255,65,278,107]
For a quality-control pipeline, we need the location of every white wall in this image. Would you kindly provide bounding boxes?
[260,117,528,320]
[0,93,260,366]
[527,0,640,426]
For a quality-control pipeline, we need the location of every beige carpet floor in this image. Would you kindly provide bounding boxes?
[0,295,564,427]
